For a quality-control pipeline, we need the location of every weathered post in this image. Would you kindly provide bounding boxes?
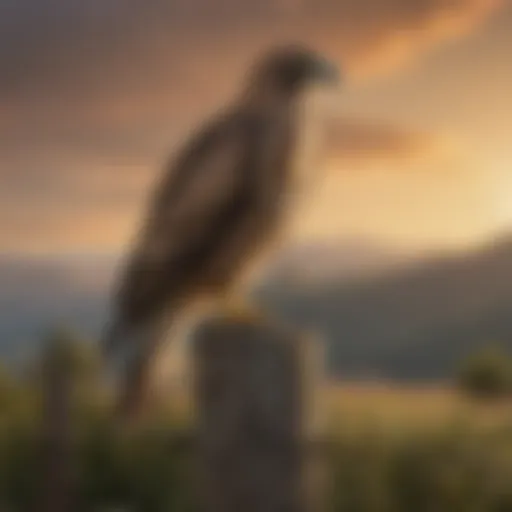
[193,317,326,512]
[40,332,74,512]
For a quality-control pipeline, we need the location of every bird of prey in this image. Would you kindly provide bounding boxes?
[104,45,340,419]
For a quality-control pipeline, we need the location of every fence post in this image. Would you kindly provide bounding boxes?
[193,317,326,512]
[40,334,74,512]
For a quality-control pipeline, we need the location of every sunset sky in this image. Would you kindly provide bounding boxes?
[1,0,511,256]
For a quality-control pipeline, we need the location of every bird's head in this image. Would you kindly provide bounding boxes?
[247,44,341,101]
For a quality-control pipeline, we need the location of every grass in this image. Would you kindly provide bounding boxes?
[6,335,512,512]
[326,381,512,433]
[324,383,512,512]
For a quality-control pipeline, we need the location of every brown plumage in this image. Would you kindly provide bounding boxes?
[104,45,339,420]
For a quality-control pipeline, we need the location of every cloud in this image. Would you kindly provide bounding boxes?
[0,0,503,252]
[323,117,455,164]
[0,0,498,164]
[1,0,500,99]
[0,117,461,253]
[1,0,500,143]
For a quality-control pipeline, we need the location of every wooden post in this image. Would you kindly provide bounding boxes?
[40,333,75,512]
[193,317,326,512]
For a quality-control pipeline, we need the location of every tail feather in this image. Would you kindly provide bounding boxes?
[102,317,129,360]
[102,318,167,422]
[116,345,156,420]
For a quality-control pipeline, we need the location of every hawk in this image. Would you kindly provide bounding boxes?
[104,45,340,418]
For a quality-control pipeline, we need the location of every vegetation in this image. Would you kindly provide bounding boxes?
[2,334,512,510]
[458,345,512,400]
[331,424,512,512]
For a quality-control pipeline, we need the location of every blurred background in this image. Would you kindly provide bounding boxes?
[3,0,512,510]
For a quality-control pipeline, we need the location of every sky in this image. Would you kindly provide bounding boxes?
[1,0,511,256]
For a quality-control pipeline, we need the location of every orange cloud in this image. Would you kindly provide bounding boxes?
[324,118,440,163]
[323,0,502,76]
[0,0,504,252]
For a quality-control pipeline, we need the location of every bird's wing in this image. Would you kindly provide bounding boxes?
[114,113,260,325]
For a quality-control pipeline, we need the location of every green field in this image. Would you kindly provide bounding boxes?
[3,335,512,512]
[327,382,512,430]
[3,373,512,511]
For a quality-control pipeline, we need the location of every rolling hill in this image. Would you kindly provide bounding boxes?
[263,236,512,380]
[3,236,512,381]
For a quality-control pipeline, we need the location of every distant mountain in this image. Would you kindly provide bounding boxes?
[0,240,402,362]
[0,254,113,363]
[4,236,512,381]
[263,236,512,380]
[268,238,411,285]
